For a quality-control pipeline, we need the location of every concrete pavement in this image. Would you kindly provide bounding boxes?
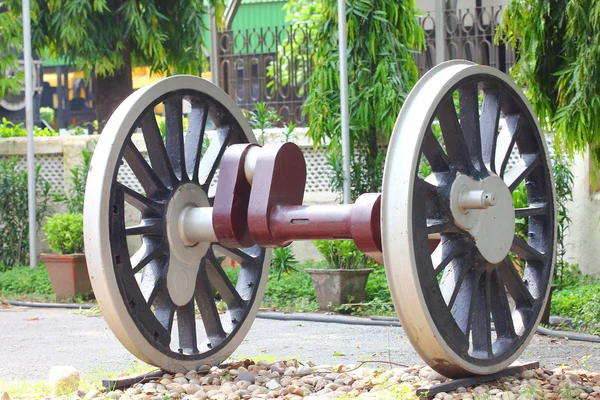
[1,306,599,381]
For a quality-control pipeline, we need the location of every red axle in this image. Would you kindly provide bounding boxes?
[211,142,428,263]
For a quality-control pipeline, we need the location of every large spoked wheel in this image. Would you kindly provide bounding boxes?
[382,61,556,378]
[84,76,271,372]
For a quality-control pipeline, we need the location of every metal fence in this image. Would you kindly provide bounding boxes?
[217,6,515,125]
[416,6,516,73]
[217,24,316,126]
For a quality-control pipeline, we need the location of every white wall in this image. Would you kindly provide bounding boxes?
[564,150,600,277]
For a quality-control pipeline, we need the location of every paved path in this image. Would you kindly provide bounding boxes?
[1,306,599,381]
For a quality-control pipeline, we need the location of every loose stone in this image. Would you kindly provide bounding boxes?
[266,379,282,391]
[297,366,312,376]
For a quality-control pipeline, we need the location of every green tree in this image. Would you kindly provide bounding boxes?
[0,0,222,125]
[500,0,600,166]
[0,5,24,97]
[304,0,424,201]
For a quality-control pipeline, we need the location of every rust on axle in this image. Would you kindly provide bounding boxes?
[212,142,382,262]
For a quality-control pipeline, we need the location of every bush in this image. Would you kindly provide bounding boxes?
[0,158,52,269]
[552,153,574,283]
[0,265,54,297]
[313,240,367,270]
[224,262,318,311]
[0,117,58,137]
[224,259,396,314]
[270,247,298,279]
[43,213,84,255]
[551,281,600,335]
[40,107,55,125]
[52,148,92,214]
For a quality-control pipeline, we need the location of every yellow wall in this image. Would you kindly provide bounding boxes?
[43,66,212,110]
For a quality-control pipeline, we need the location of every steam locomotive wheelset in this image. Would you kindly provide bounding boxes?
[83,61,556,378]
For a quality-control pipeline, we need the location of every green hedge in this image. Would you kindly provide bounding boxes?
[551,282,600,335]
[0,265,53,298]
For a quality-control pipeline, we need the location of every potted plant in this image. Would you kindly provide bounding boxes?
[41,148,93,300]
[305,240,373,310]
[41,212,91,300]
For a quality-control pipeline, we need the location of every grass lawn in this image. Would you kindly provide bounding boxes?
[2,261,599,333]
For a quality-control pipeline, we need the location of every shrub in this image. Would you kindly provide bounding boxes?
[0,158,51,269]
[551,281,600,335]
[270,247,298,279]
[40,107,55,125]
[264,263,317,310]
[43,213,84,255]
[552,153,574,283]
[247,102,281,145]
[0,265,53,297]
[0,117,57,137]
[313,240,367,270]
[224,262,318,311]
[52,148,92,214]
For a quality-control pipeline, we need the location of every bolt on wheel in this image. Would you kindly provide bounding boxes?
[382,61,556,378]
[84,76,271,372]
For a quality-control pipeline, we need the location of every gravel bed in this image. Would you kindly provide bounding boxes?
[35,360,600,400]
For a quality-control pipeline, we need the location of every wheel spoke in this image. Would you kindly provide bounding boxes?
[458,83,485,171]
[199,126,232,187]
[124,141,168,198]
[422,127,451,172]
[440,256,470,312]
[437,97,476,175]
[494,114,522,178]
[499,257,535,308]
[511,235,544,264]
[165,97,186,181]
[206,251,245,310]
[489,268,517,341]
[515,204,547,218]
[141,113,176,188]
[212,244,257,266]
[434,239,467,276]
[177,300,199,354]
[119,183,164,216]
[426,219,458,235]
[125,218,163,236]
[504,154,540,192]
[185,102,210,181]
[154,299,176,336]
[131,240,165,274]
[415,178,453,228]
[471,270,492,357]
[195,264,226,347]
[140,259,168,306]
[448,268,477,340]
[480,90,502,173]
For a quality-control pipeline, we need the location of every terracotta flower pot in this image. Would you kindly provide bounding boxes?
[41,253,92,300]
[305,268,374,310]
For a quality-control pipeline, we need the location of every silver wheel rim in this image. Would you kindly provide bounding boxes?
[84,75,271,372]
[382,61,557,377]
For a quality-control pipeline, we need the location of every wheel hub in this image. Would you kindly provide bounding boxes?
[450,174,515,264]
[166,183,211,306]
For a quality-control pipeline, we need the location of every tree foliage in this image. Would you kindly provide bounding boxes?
[1,0,221,78]
[0,6,24,97]
[500,0,600,165]
[0,0,222,122]
[304,0,424,200]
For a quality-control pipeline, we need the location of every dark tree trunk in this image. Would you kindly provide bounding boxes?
[95,49,133,129]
